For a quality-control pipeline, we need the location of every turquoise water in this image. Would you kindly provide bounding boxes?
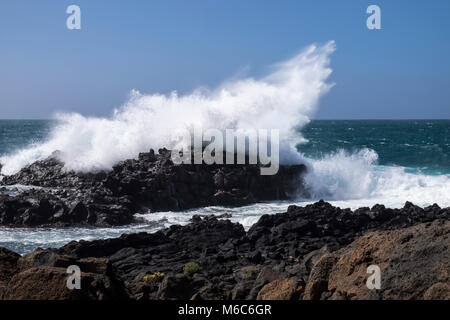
[1,120,449,172]
[0,120,55,156]
[299,120,450,175]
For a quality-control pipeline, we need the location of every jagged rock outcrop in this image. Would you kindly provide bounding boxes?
[0,149,307,227]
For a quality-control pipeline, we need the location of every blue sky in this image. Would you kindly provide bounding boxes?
[1,0,449,119]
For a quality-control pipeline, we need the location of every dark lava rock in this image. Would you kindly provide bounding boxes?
[1,149,307,227]
[0,201,447,300]
[0,188,135,227]
[0,247,21,293]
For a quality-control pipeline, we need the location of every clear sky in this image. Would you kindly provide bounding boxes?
[1,0,449,119]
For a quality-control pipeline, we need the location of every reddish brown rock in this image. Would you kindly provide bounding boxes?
[257,279,297,300]
[304,220,450,300]
[2,250,124,300]
[1,266,116,300]
[423,283,450,300]
[17,249,77,271]
[303,254,338,300]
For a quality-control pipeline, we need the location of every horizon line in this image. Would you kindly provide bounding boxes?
[1,118,450,121]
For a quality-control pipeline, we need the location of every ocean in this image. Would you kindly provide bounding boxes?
[1,119,449,254]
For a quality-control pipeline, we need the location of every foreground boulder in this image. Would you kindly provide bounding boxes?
[0,248,127,300]
[1,266,119,300]
[304,219,450,300]
[0,149,307,227]
[0,201,447,300]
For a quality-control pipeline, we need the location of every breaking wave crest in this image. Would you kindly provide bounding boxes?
[0,42,336,175]
[1,40,448,208]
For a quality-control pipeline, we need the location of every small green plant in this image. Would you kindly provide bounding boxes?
[183,262,201,276]
[244,269,258,280]
[143,272,165,284]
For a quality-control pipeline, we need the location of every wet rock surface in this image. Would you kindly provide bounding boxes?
[0,149,307,227]
[0,201,448,300]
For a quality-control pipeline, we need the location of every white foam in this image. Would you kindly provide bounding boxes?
[0,39,448,217]
[138,203,285,230]
[0,184,44,196]
[302,149,450,208]
[0,42,336,175]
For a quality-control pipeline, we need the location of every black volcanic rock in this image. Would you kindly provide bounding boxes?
[0,201,446,300]
[0,188,135,227]
[0,149,307,227]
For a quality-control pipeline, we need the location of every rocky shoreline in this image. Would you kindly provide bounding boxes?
[0,201,448,300]
[0,149,306,227]
[0,150,449,300]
